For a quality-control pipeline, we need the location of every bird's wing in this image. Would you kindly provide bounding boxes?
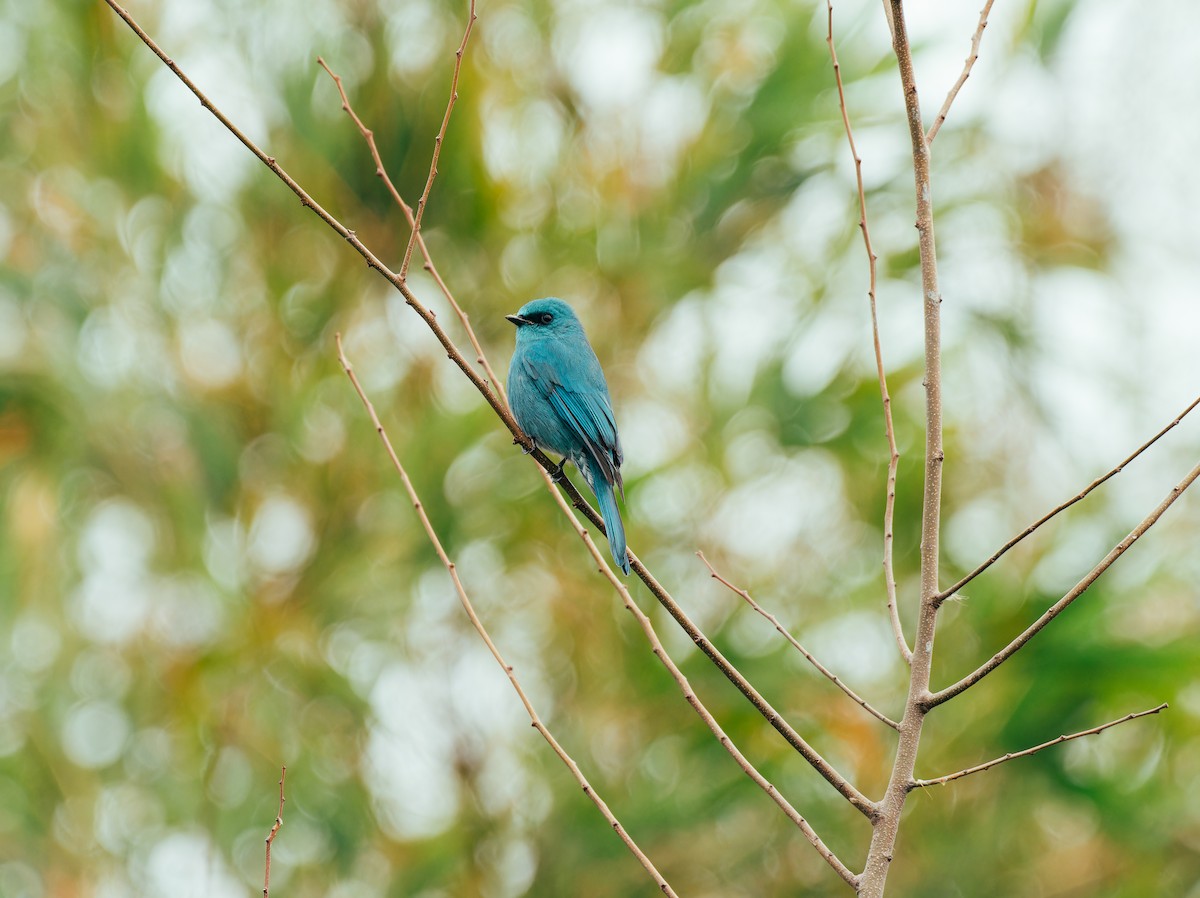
[520,342,624,490]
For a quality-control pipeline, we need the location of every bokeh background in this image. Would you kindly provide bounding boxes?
[3,0,1200,895]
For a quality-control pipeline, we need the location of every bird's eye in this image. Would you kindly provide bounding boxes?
[538,313,553,324]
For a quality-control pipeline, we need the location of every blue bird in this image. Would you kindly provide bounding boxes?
[506,298,630,575]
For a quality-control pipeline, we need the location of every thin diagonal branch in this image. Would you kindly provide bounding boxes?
[930,459,1200,708]
[697,551,899,730]
[629,548,876,818]
[337,335,679,896]
[540,472,859,888]
[937,392,1200,604]
[102,0,869,818]
[398,0,472,282]
[826,0,910,667]
[910,703,1168,789]
[100,0,508,429]
[926,0,995,144]
[263,765,286,898]
[399,0,477,282]
[317,57,507,403]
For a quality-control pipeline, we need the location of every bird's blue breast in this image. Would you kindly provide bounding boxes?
[508,355,587,459]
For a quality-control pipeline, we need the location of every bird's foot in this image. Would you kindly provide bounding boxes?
[549,458,568,482]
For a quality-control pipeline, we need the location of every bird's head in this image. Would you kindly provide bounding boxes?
[506,297,583,341]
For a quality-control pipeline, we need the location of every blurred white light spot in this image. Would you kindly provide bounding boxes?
[78,499,155,576]
[637,296,707,395]
[364,663,458,839]
[299,403,346,464]
[620,398,691,476]
[69,571,151,645]
[0,862,42,898]
[385,0,449,80]
[61,700,130,769]
[806,611,899,685]
[151,574,226,649]
[558,7,663,111]
[203,517,246,591]
[206,746,252,809]
[143,832,243,898]
[77,307,139,388]
[248,495,315,576]
[178,318,243,389]
[10,614,61,673]
[95,784,164,855]
[481,99,565,184]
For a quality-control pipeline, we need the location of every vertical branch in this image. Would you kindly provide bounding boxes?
[263,765,286,898]
[826,0,911,666]
[860,0,946,894]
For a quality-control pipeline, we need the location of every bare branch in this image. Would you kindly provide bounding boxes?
[937,392,1200,604]
[538,475,859,887]
[107,0,862,828]
[858,1,946,893]
[697,551,899,729]
[336,336,679,895]
[625,549,876,818]
[926,0,995,144]
[263,765,286,898]
[399,0,477,283]
[930,459,1200,707]
[910,703,1168,789]
[826,0,910,667]
[316,57,507,404]
[100,0,514,439]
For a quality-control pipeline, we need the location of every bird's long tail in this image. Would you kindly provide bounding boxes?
[584,456,629,575]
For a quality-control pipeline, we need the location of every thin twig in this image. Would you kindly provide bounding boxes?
[910,703,1168,788]
[937,392,1200,604]
[99,0,509,432]
[263,765,286,898]
[925,0,995,144]
[540,471,859,888]
[316,57,507,403]
[336,337,678,895]
[627,549,876,819]
[399,0,477,282]
[826,0,910,667]
[697,551,899,730]
[103,0,870,822]
[930,459,1200,708]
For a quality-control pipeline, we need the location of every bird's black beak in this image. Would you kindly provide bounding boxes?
[506,314,531,327]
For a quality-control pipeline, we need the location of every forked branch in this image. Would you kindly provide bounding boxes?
[109,0,823,783]
[911,703,1168,788]
[930,459,1200,707]
[698,551,898,729]
[317,56,507,402]
[542,478,859,886]
[937,392,1200,604]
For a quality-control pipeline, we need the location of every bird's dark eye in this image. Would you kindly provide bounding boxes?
[538,313,553,324]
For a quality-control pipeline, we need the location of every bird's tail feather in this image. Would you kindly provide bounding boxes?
[586,456,629,575]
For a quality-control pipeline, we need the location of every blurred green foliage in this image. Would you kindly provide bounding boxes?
[1,0,1198,896]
